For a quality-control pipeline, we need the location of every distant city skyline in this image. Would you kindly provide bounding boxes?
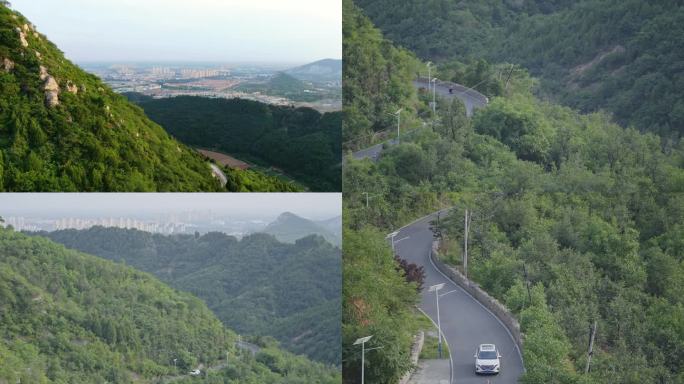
[9,0,341,63]
[0,193,341,221]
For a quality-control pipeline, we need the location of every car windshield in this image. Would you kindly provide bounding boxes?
[478,350,497,359]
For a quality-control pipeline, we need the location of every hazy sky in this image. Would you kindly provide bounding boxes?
[0,193,341,220]
[10,0,341,63]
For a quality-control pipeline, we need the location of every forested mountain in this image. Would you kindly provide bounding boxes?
[343,1,684,382]
[235,73,322,102]
[40,227,342,366]
[132,96,342,191]
[264,212,341,246]
[0,226,340,383]
[354,0,684,139]
[285,59,342,83]
[0,5,226,191]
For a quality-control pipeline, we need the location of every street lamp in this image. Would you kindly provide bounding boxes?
[428,283,445,358]
[431,78,438,114]
[353,335,373,384]
[393,108,402,143]
[386,231,399,252]
[362,192,379,208]
[426,61,432,94]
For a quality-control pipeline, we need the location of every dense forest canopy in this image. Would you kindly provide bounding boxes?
[354,0,684,140]
[40,227,342,366]
[130,96,341,191]
[0,227,340,383]
[343,1,684,382]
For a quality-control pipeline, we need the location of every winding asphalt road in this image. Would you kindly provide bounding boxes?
[394,211,524,384]
[413,79,488,118]
[352,80,487,161]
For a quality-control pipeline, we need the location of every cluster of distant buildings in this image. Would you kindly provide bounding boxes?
[3,216,188,235]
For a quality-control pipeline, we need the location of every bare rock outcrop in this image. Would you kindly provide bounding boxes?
[40,66,60,107]
[66,80,78,94]
[39,65,48,80]
[15,27,28,47]
[44,76,60,107]
[2,58,14,72]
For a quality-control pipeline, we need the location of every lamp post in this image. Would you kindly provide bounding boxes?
[386,231,399,252]
[393,108,402,143]
[428,283,445,358]
[426,61,433,94]
[353,336,373,384]
[431,77,438,114]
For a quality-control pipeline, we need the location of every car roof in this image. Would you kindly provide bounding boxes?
[478,344,496,351]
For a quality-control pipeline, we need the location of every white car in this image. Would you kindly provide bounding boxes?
[474,344,501,374]
[189,369,201,376]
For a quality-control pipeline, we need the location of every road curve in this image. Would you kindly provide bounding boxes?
[413,78,488,118]
[394,211,524,384]
[352,80,487,161]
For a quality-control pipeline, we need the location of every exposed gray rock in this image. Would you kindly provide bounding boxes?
[15,27,28,47]
[2,58,14,72]
[34,50,41,60]
[39,65,48,80]
[66,80,78,94]
[41,68,60,107]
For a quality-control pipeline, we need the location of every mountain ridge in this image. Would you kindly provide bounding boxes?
[263,211,341,246]
[285,58,342,83]
[38,226,342,366]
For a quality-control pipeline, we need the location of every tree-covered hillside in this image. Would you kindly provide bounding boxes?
[343,2,684,381]
[0,5,224,191]
[0,227,340,383]
[342,0,423,151]
[40,227,342,366]
[354,0,684,140]
[0,4,298,192]
[344,64,684,384]
[235,73,330,103]
[133,96,341,191]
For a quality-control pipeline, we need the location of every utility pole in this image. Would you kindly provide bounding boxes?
[523,263,532,305]
[394,108,402,143]
[504,64,515,91]
[431,78,438,114]
[464,209,470,279]
[362,192,370,208]
[585,321,598,374]
[427,61,432,95]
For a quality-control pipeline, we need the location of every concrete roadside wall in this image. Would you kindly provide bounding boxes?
[398,331,425,384]
[430,241,524,351]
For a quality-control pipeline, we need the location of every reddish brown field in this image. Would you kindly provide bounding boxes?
[197,149,251,170]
